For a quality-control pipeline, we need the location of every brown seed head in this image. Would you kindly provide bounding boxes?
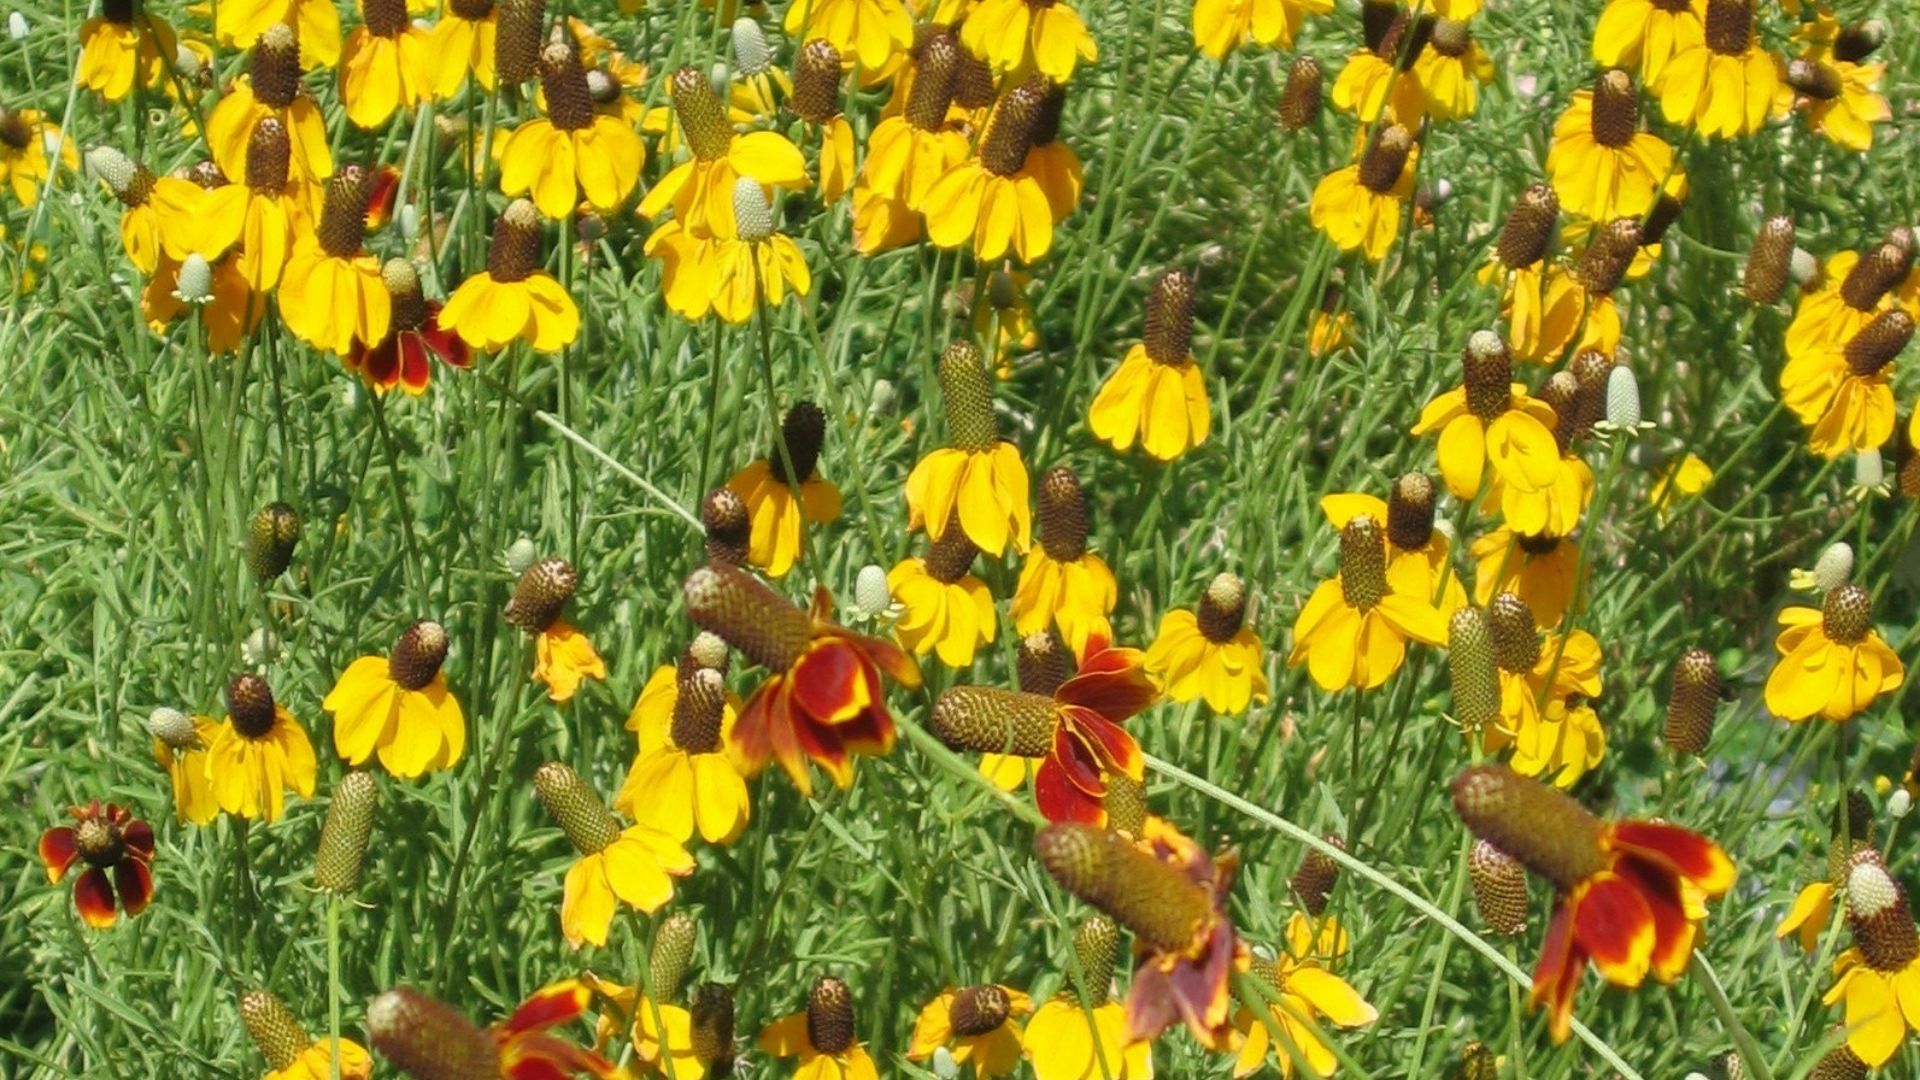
[388,621,449,691]
[948,985,1012,1037]
[1787,58,1842,101]
[448,0,492,18]
[367,988,499,1080]
[240,989,310,1071]
[1197,572,1248,642]
[1278,54,1323,131]
[539,41,595,130]
[1068,915,1118,1005]
[672,66,734,162]
[1742,215,1795,304]
[316,166,372,258]
[932,686,1055,757]
[905,31,959,132]
[1807,1042,1869,1080]
[671,668,727,754]
[1839,240,1911,312]
[227,674,278,739]
[1034,823,1212,953]
[1461,331,1512,420]
[1290,835,1343,916]
[1663,647,1720,755]
[1030,82,1068,147]
[1821,583,1874,646]
[1144,270,1196,364]
[486,198,543,283]
[938,339,998,452]
[1846,855,1919,972]
[315,771,378,893]
[1570,350,1612,437]
[1641,189,1685,246]
[1486,593,1541,673]
[1496,184,1558,270]
[251,24,301,108]
[1704,0,1753,55]
[1542,371,1582,452]
[791,39,843,123]
[244,116,291,193]
[953,47,999,112]
[1827,789,1877,882]
[1834,20,1887,64]
[1576,218,1641,296]
[682,564,813,672]
[1357,124,1413,195]
[1450,765,1608,892]
[101,0,133,23]
[1447,607,1500,735]
[1469,839,1529,935]
[0,109,28,152]
[1429,18,1471,57]
[980,76,1047,176]
[246,501,301,580]
[363,0,408,38]
[1590,69,1638,148]
[1018,630,1073,696]
[533,761,621,856]
[1338,516,1388,612]
[505,556,576,632]
[1037,466,1089,562]
[1386,473,1436,551]
[493,0,545,84]
[923,515,980,584]
[650,912,698,1002]
[702,488,751,567]
[768,400,827,485]
[1843,309,1913,377]
[806,977,857,1055]
[383,258,428,331]
[689,983,736,1075]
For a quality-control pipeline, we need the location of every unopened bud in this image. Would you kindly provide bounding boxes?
[854,564,891,616]
[650,912,697,1002]
[1289,836,1343,916]
[147,707,199,749]
[731,18,771,75]
[1604,365,1642,429]
[315,771,378,893]
[173,253,214,304]
[732,177,772,243]
[1469,840,1528,935]
[246,502,301,581]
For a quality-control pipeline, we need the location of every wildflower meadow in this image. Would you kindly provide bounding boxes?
[5,0,1920,1076]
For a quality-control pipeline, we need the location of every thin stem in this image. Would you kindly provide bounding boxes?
[1693,955,1774,1080]
[327,893,343,1080]
[368,390,426,599]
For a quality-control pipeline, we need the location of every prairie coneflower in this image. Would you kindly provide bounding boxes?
[506,557,606,703]
[216,0,343,68]
[239,989,374,1080]
[339,0,430,128]
[428,0,496,97]
[1289,514,1446,691]
[725,401,842,579]
[685,564,922,794]
[1776,793,1875,952]
[1593,0,1703,86]
[617,660,751,846]
[960,0,1098,81]
[1765,584,1905,723]
[1145,573,1269,714]
[1191,0,1332,58]
[1013,466,1117,654]
[144,251,264,353]
[1410,18,1494,122]
[1649,453,1714,523]
[1787,237,1911,367]
[1469,525,1580,629]
[441,198,581,353]
[890,514,998,668]
[77,0,178,101]
[1451,765,1736,1044]
[0,106,74,209]
[1037,817,1247,1044]
[638,67,807,241]
[1546,70,1674,223]
[189,117,309,293]
[1310,124,1418,261]
[150,708,220,825]
[535,762,694,949]
[1786,47,1891,152]
[1483,371,1598,538]
[1331,5,1425,123]
[908,984,1033,1078]
[207,26,334,187]
[583,966,704,1080]
[1653,0,1780,139]
[1087,270,1212,461]
[207,674,318,822]
[1321,473,1467,615]
[1411,330,1562,500]
[862,30,970,211]
[783,0,911,70]
[1480,592,1607,787]
[933,636,1155,825]
[84,147,207,276]
[1025,917,1154,1080]
[347,259,470,393]
[763,977,884,1079]
[39,801,155,928]
[368,982,613,1079]
[280,166,390,357]
[323,620,466,779]
[1478,184,1580,363]
[497,41,644,218]
[924,75,1064,264]
[1229,914,1378,1079]
[906,340,1033,556]
[703,178,813,324]
[1782,309,1911,459]
[1822,856,1920,1066]
[791,39,856,204]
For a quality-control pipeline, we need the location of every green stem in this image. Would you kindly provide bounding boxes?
[327,893,342,1080]
[1692,956,1773,1080]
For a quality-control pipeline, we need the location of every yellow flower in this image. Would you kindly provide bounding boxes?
[1146,573,1269,714]
[1013,466,1116,654]
[585,976,706,1080]
[639,67,808,241]
[441,198,581,353]
[1230,914,1377,1078]
[322,621,466,780]
[1410,330,1561,501]
[908,985,1033,1078]
[784,0,913,71]
[1546,73,1674,223]
[725,401,843,579]
[1593,0,1702,87]
[1410,19,1494,121]
[1190,0,1331,59]
[1649,452,1713,521]
[1822,856,1920,1066]
[1310,124,1417,261]
[498,41,646,218]
[206,675,318,823]
[207,29,335,187]
[1289,514,1446,692]
[1484,440,1594,539]
[1469,525,1580,630]
[1787,55,1890,151]
[1764,585,1904,723]
[151,711,221,826]
[906,340,1033,556]
[850,183,924,254]
[1781,308,1908,459]
[0,106,73,209]
[961,0,1098,81]
[217,0,343,67]
[1088,270,1210,461]
[144,252,265,354]
[761,978,882,1080]
[87,151,211,276]
[1308,309,1352,358]
[339,0,430,128]
[535,763,694,949]
[427,0,496,97]
[976,268,1041,369]
[889,524,998,669]
[862,33,973,210]
[615,665,751,846]
[1651,0,1780,139]
[1023,998,1152,1080]
[280,168,391,356]
[78,4,178,101]
[191,116,311,292]
[1322,479,1466,617]
[924,76,1066,264]
[534,620,608,703]
[1786,244,1910,368]
[1474,594,1606,787]
[652,179,813,326]
[1330,21,1423,125]
[1777,879,1836,952]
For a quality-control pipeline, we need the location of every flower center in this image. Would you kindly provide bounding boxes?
[1822,584,1874,646]
[792,39,844,124]
[1839,240,1912,313]
[492,0,544,83]
[75,816,124,867]
[1575,218,1641,297]
[1357,124,1413,195]
[102,0,134,25]
[1704,0,1752,56]
[1486,593,1541,673]
[948,985,1011,1037]
[317,166,372,259]
[505,556,577,634]
[1786,59,1842,102]
[532,762,621,855]
[1338,516,1388,612]
[923,517,980,585]
[1844,309,1914,378]
[1386,473,1436,552]
[1589,69,1638,148]
[388,620,448,691]
[1428,18,1471,58]
[1034,823,1215,953]
[767,401,826,486]
[539,42,596,132]
[246,116,291,193]
[937,340,999,453]
[486,199,543,283]
[1515,530,1562,556]
[448,0,492,18]
[227,673,279,740]
[932,686,1058,757]
[0,110,31,151]
[670,668,727,754]
[683,565,813,673]
[671,66,734,162]
[383,258,429,332]
[250,24,301,109]
[1017,631,1073,697]
[701,488,751,567]
[1461,331,1512,421]
[905,32,959,132]
[980,76,1048,177]
[806,978,857,1055]
[1495,184,1558,271]
[1196,572,1247,643]
[1143,270,1196,365]
[1037,466,1089,562]
[362,0,408,38]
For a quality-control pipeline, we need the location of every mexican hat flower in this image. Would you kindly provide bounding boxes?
[1145,573,1269,714]
[77,0,178,102]
[1024,916,1154,1080]
[1787,237,1911,367]
[584,964,709,1080]
[933,635,1156,825]
[761,977,881,1080]
[1764,584,1905,723]
[638,66,807,241]
[1469,525,1581,629]
[1321,472,1467,617]
[217,0,342,66]
[1479,593,1606,787]
[1593,0,1703,87]
[615,646,752,846]
[534,762,694,949]
[790,38,856,204]
[144,250,264,354]
[186,116,312,293]
[861,30,971,211]
[83,146,210,276]
[207,673,318,823]
[1410,18,1494,122]
[369,982,615,1078]
[924,75,1064,264]
[339,0,430,128]
[1546,70,1674,224]
[1229,914,1377,1078]
[1013,466,1117,654]
[1822,853,1920,1066]
[1451,764,1736,1044]
[38,800,155,928]
[1483,370,1597,538]
[1330,6,1424,123]
[323,620,466,779]
[908,984,1033,1078]
[1087,270,1212,461]
[906,339,1033,556]
[1662,646,1723,757]
[279,165,390,357]
[505,557,606,703]
[1288,514,1447,692]
[1781,308,1911,459]
[207,26,334,186]
[1411,330,1561,500]
[346,259,471,393]
[890,512,998,668]
[783,0,912,71]
[1652,0,1781,139]
[497,40,645,218]
[1310,123,1418,261]
[1191,0,1332,59]
[685,563,921,794]
[239,988,374,1080]
[149,707,219,825]
[0,106,74,209]
[725,401,842,579]
[1036,817,1247,1045]
[1776,792,1876,952]
[667,177,813,324]
[960,0,1098,82]
[1784,23,1891,153]
[427,0,497,98]
[441,198,582,354]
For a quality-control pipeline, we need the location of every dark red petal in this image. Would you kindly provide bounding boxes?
[1050,724,1106,795]
[365,166,400,230]
[421,309,471,369]
[853,631,922,689]
[1165,922,1234,1039]
[791,699,850,771]
[122,819,155,861]
[502,982,592,1035]
[398,333,432,392]
[502,1034,614,1079]
[1571,875,1655,989]
[833,706,893,756]
[763,679,809,788]
[73,867,119,928]
[789,642,864,724]
[39,827,79,882]
[1529,900,1583,1042]
[1617,857,1695,983]
[115,858,154,917]
[360,335,401,388]
[1123,961,1181,1043]
[1063,708,1142,779]
[1057,644,1156,721]
[1606,821,1735,895]
[1035,757,1104,825]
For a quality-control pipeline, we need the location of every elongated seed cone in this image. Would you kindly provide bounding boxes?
[1569,350,1612,435]
[448,0,492,18]
[1278,54,1322,131]
[1662,648,1720,756]
[388,621,448,691]
[905,31,959,131]
[980,76,1047,176]
[493,0,543,84]
[1069,915,1118,1005]
[1743,215,1796,304]
[1834,20,1886,63]
[1290,836,1343,916]
[672,668,727,754]
[505,557,576,633]
[315,771,378,893]
[1589,69,1637,147]
[791,39,843,123]
[1196,572,1247,643]
[1786,58,1842,101]
[246,502,301,581]
[1018,630,1073,696]
[1448,608,1500,735]
[806,977,856,1056]
[1338,516,1388,611]
[1846,855,1919,971]
[246,116,291,193]
[1461,330,1512,420]
[769,401,827,484]
[1808,1043,1868,1080]
[669,65,732,163]
[923,518,980,584]
[1822,584,1873,646]
[702,488,751,567]
[650,912,697,1002]
[368,988,499,1080]
[534,761,621,856]
[486,198,542,283]
[228,674,278,738]
[1357,125,1412,195]
[1035,824,1211,952]
[1843,309,1913,377]
[1451,766,1608,893]
[1103,772,1146,837]
[1704,0,1751,54]
[1540,371,1580,452]
[1144,270,1196,365]
[251,23,301,108]
[361,0,407,37]
[1839,240,1910,312]
[1577,218,1641,296]
[933,686,1055,757]
[1386,473,1436,551]
[1360,0,1401,54]
[683,564,813,672]
[948,984,1012,1037]
[1468,839,1528,935]
[953,47,998,111]
[689,983,735,1076]
[1037,466,1089,562]
[317,166,374,258]
[1642,189,1684,246]
[1486,593,1541,673]
[1496,184,1558,270]
[241,989,310,1071]
[539,41,594,130]
[938,340,997,453]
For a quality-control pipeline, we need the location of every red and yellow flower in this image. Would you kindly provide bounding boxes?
[368,982,615,1079]
[38,801,155,929]
[346,260,471,393]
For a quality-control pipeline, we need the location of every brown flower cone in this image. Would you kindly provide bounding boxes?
[1103,772,1147,837]
[448,0,491,17]
[770,401,827,485]
[1144,270,1196,365]
[1807,1042,1869,1080]
[1469,839,1529,935]
[1034,823,1211,953]
[1495,184,1558,270]
[1018,631,1073,696]
[362,0,407,37]
[682,564,813,673]
[949,985,1012,1037]
[1386,473,1436,551]
[315,771,378,894]
[1448,608,1500,736]
[689,983,736,1076]
[1743,215,1796,304]
[650,912,698,1003]
[1037,466,1089,562]
[980,76,1047,176]
[1787,58,1842,101]
[486,199,543,283]
[539,41,595,131]
[251,23,301,108]
[493,0,544,84]
[669,65,734,162]
[317,166,371,258]
[1486,593,1541,673]
[923,518,980,584]
[1450,765,1608,893]
[1289,836,1343,917]
[1569,350,1612,437]
[246,117,291,193]
[1589,69,1638,148]
[1704,0,1752,55]
[241,989,310,1071]
[791,39,843,124]
[932,686,1055,757]
[1429,18,1471,58]
[388,621,449,690]
[1068,915,1118,1005]
[1845,855,1919,972]
[1641,189,1685,246]
[938,340,998,452]
[671,668,727,754]
[1196,572,1248,643]
[246,501,302,581]
[505,556,576,633]
[953,47,999,111]
[1834,20,1886,64]
[905,31,959,132]
[368,987,499,1080]
[1338,516,1388,611]
[1461,331,1512,420]
[1822,584,1874,646]
[1663,648,1720,756]
[806,977,856,1055]
[1839,240,1910,312]
[1843,309,1913,377]
[1576,218,1641,296]
[228,674,278,739]
[1540,371,1581,452]
[1357,125,1413,195]
[1278,54,1322,131]
[702,488,751,567]
[384,259,428,331]
[533,761,621,856]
